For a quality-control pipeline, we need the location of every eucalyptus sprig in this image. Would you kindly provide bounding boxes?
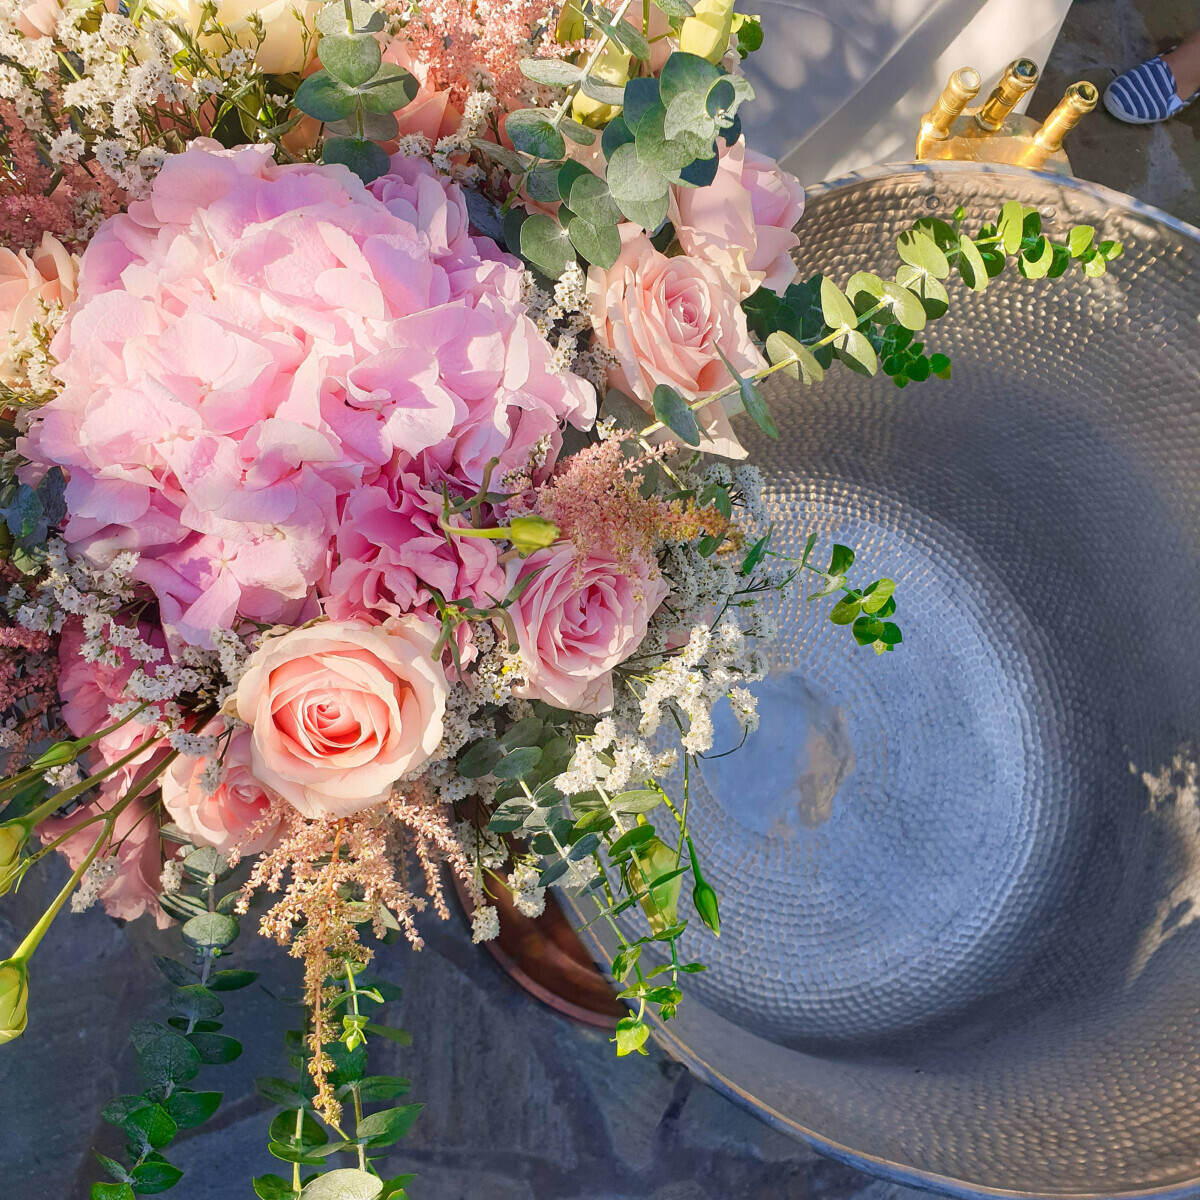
[91,846,250,1200]
[253,965,418,1200]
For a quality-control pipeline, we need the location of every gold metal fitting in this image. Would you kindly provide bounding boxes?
[917,68,982,146]
[975,58,1039,131]
[1032,81,1099,154]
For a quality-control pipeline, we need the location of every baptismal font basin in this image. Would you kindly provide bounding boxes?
[569,161,1200,1197]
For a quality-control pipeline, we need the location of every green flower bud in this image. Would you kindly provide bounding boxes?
[0,959,29,1045]
[30,740,79,769]
[0,823,26,897]
[692,878,721,936]
[507,515,560,556]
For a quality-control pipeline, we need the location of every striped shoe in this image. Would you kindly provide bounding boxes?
[1104,55,1197,124]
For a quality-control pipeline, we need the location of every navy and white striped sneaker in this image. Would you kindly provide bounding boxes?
[1104,55,1197,124]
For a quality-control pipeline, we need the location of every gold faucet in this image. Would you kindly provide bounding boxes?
[915,60,1097,175]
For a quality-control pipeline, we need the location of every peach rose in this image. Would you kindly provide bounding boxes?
[162,723,284,854]
[587,224,766,457]
[381,38,461,145]
[508,545,669,714]
[670,137,805,298]
[0,233,79,385]
[235,618,448,818]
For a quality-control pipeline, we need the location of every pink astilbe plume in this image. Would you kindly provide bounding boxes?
[0,620,55,770]
[0,100,122,252]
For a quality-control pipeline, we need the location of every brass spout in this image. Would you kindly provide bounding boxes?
[975,58,1039,131]
[917,68,982,149]
[1033,81,1099,153]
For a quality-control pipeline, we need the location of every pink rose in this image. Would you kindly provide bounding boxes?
[162,723,284,855]
[587,225,766,457]
[671,138,805,298]
[234,617,448,818]
[508,545,669,714]
[0,233,78,385]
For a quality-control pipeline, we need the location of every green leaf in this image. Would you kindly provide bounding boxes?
[124,1103,177,1152]
[558,117,597,145]
[257,1076,305,1106]
[613,1015,650,1056]
[300,1170,385,1200]
[127,1160,183,1194]
[103,1095,152,1126]
[764,330,823,383]
[318,32,382,87]
[351,1075,412,1102]
[92,1185,135,1200]
[635,103,696,175]
[458,737,504,778]
[895,264,949,318]
[365,1022,413,1045]
[567,171,622,226]
[96,1154,130,1183]
[152,957,196,987]
[519,213,576,279]
[663,91,717,152]
[538,858,570,888]
[1068,224,1094,257]
[833,329,877,376]
[880,621,903,645]
[380,1176,416,1200]
[828,543,855,575]
[186,1032,242,1064]
[519,56,583,86]
[272,1108,328,1148]
[860,578,895,613]
[182,845,231,881]
[609,824,657,856]
[819,277,858,329]
[1097,239,1123,260]
[357,64,419,114]
[896,229,950,279]
[493,744,542,780]
[606,142,670,230]
[1020,235,1054,279]
[253,1177,295,1200]
[904,354,931,382]
[181,912,239,950]
[164,1090,222,1129]
[738,378,777,439]
[207,968,258,991]
[997,200,1024,254]
[651,0,695,16]
[882,280,927,329]
[591,12,650,59]
[323,138,391,184]
[611,789,664,813]
[930,353,952,379]
[294,71,358,122]
[622,77,661,132]
[316,0,383,35]
[580,73,627,106]
[1083,253,1107,278]
[356,1103,424,1147]
[524,163,565,203]
[852,614,886,645]
[829,593,862,625]
[659,51,723,106]
[170,984,224,1023]
[652,383,700,445]
[568,216,621,268]
[136,1028,201,1086]
[601,114,635,158]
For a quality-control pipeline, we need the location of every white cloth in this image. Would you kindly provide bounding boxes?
[738,0,1075,182]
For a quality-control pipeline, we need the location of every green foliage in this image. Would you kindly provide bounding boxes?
[92,850,245,1196]
[0,466,66,573]
[257,962,421,1199]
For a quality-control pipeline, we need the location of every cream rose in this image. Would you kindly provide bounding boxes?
[0,234,78,386]
[155,0,323,74]
[234,618,448,819]
[587,225,766,458]
[162,723,284,854]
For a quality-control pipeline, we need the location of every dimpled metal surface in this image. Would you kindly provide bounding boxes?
[568,162,1200,1197]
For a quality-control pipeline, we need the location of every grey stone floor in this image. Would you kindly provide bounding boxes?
[0,863,927,1200]
[4,3,1199,1198]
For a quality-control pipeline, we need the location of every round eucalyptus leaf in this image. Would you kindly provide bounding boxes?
[896,229,950,279]
[568,171,621,226]
[357,64,419,114]
[299,1169,384,1200]
[652,383,700,446]
[622,77,661,132]
[601,114,635,159]
[606,142,670,229]
[956,234,989,293]
[520,213,576,279]
[519,56,583,86]
[635,103,694,174]
[558,116,597,145]
[678,149,719,188]
[882,280,927,330]
[327,109,398,140]
[659,50,723,106]
[580,73,627,106]
[505,109,567,159]
[318,32,381,87]
[181,911,240,949]
[322,137,390,184]
[316,0,384,35]
[834,328,879,377]
[294,70,358,123]
[819,277,858,330]
[556,159,590,204]
[525,162,565,204]
[705,77,735,116]
[568,215,621,268]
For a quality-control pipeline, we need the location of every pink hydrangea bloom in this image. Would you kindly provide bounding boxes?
[670,138,805,298]
[507,544,670,714]
[24,141,594,646]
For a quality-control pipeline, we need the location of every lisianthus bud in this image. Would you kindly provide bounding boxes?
[685,835,719,935]
[572,40,632,126]
[30,739,78,769]
[0,959,29,1045]
[633,836,682,934]
[0,823,27,897]
[679,0,736,64]
[506,516,560,556]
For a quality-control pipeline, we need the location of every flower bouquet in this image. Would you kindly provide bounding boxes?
[0,0,1122,1193]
